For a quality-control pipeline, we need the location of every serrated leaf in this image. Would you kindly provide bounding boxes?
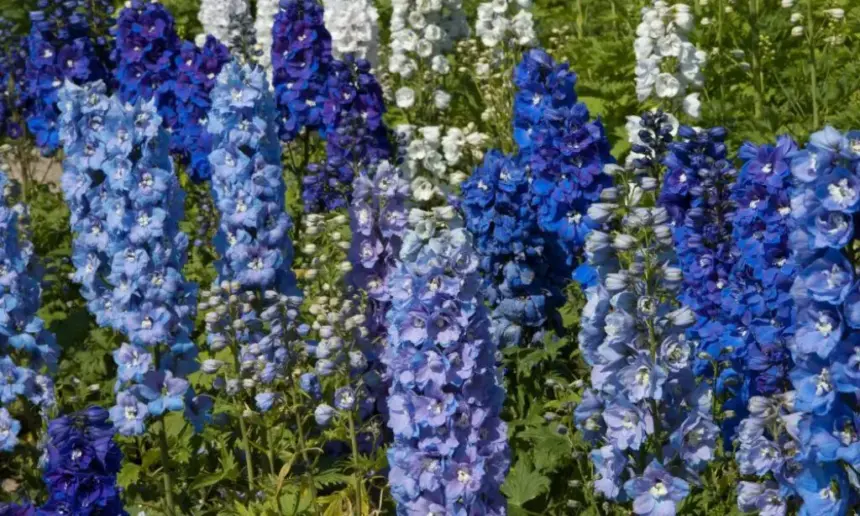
[117,462,141,489]
[501,457,551,507]
[517,425,572,472]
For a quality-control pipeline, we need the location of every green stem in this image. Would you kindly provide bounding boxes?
[262,425,276,476]
[347,412,362,514]
[238,406,255,489]
[575,0,584,39]
[158,418,176,515]
[294,402,320,516]
[749,0,763,118]
[806,0,820,128]
[230,336,255,489]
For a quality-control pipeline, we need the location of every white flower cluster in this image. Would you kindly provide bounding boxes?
[475,0,537,48]
[634,1,705,118]
[255,0,280,69]
[322,0,380,67]
[198,0,249,48]
[395,124,487,200]
[388,0,470,104]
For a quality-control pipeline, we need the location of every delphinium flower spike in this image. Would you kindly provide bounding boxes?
[171,37,231,180]
[271,0,334,142]
[634,1,705,118]
[0,161,58,453]
[322,0,380,68]
[659,124,736,414]
[384,219,510,514]
[475,0,537,49]
[344,159,408,405]
[387,0,470,116]
[254,0,279,71]
[574,115,718,516]
[462,49,614,349]
[39,407,127,515]
[720,137,797,479]
[58,80,202,437]
[24,0,110,153]
[783,127,860,515]
[204,60,303,411]
[198,0,250,50]
[513,48,614,275]
[303,56,390,213]
[113,0,231,181]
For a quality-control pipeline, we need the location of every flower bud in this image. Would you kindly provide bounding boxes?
[201,359,224,374]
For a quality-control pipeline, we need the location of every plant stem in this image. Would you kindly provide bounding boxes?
[749,0,763,118]
[158,418,176,515]
[230,342,256,490]
[575,0,584,39]
[806,0,820,128]
[262,425,276,476]
[238,406,255,490]
[347,412,363,514]
[294,402,320,515]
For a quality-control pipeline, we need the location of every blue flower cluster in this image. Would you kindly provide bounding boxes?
[575,118,719,515]
[461,49,614,349]
[462,149,565,347]
[348,160,408,369]
[720,137,797,439]
[58,80,201,436]
[170,37,230,180]
[303,56,390,213]
[112,0,180,105]
[779,127,860,515]
[40,407,127,515]
[113,0,230,180]
[659,126,734,375]
[0,18,26,140]
[205,61,303,407]
[0,166,57,452]
[383,225,509,515]
[25,0,110,153]
[512,48,613,270]
[271,0,334,142]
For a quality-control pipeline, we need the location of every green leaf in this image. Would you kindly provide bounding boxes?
[501,457,551,507]
[517,425,572,472]
[116,462,141,489]
[188,471,224,491]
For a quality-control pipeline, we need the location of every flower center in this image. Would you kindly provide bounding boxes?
[457,469,471,483]
[635,366,650,387]
[650,481,668,498]
[815,369,833,396]
[816,316,833,336]
[828,179,855,207]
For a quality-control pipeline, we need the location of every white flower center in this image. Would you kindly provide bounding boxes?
[828,179,855,207]
[650,481,668,498]
[457,469,471,483]
[816,316,834,336]
[815,369,833,396]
